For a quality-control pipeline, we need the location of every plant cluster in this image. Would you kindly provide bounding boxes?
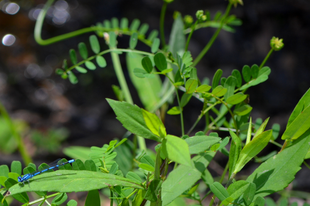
[1,0,310,206]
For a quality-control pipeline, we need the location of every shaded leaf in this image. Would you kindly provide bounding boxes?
[154,53,167,71]
[78,42,88,59]
[141,56,153,73]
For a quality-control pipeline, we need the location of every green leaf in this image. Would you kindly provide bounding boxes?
[226,92,247,105]
[111,17,119,28]
[210,182,229,201]
[52,193,67,205]
[281,105,310,140]
[151,38,160,53]
[89,35,100,54]
[70,49,77,64]
[168,13,185,57]
[126,172,142,183]
[185,135,221,154]
[226,180,249,200]
[234,104,252,116]
[142,109,166,138]
[147,30,158,41]
[240,73,270,91]
[231,69,242,87]
[103,20,111,28]
[253,117,270,139]
[96,56,107,68]
[63,146,91,161]
[107,99,160,141]
[162,152,214,205]
[185,78,198,94]
[243,183,256,205]
[9,170,143,195]
[234,130,273,173]
[212,85,227,97]
[212,69,223,90]
[228,130,242,178]
[133,68,147,78]
[242,65,251,82]
[224,76,236,100]
[141,56,153,73]
[78,42,88,59]
[138,163,154,172]
[55,68,64,75]
[162,165,200,205]
[85,190,100,206]
[154,52,167,71]
[167,106,181,115]
[164,135,192,167]
[75,66,87,73]
[130,19,140,31]
[11,161,21,176]
[126,53,162,111]
[108,31,117,47]
[247,130,310,198]
[287,88,310,127]
[129,32,138,49]
[251,64,259,78]
[180,93,192,108]
[85,61,96,70]
[196,84,211,93]
[120,18,128,29]
[252,196,265,206]
[68,71,78,84]
[138,23,149,35]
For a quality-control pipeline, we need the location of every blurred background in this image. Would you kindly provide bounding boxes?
[0,0,310,204]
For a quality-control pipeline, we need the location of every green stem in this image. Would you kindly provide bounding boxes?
[35,0,153,47]
[185,21,198,51]
[109,46,147,151]
[175,89,184,136]
[0,102,32,165]
[159,2,168,49]
[192,3,232,67]
[259,48,274,70]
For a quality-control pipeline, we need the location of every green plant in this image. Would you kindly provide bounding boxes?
[1,0,310,206]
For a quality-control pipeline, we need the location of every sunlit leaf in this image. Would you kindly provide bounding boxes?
[89,35,100,54]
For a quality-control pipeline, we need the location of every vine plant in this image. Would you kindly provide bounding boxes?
[1,0,310,206]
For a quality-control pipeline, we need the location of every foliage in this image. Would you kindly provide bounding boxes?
[1,0,310,206]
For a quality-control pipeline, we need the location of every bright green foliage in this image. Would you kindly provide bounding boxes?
[287,88,310,127]
[247,131,310,198]
[107,99,160,141]
[89,35,100,54]
[212,69,223,89]
[234,130,272,173]
[6,0,308,205]
[129,32,138,49]
[281,105,310,140]
[163,135,192,167]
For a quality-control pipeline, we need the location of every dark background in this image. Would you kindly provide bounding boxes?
[0,0,310,202]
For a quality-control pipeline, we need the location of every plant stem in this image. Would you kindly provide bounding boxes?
[35,0,154,47]
[185,21,198,51]
[259,48,274,70]
[192,3,233,67]
[0,101,32,165]
[160,2,168,49]
[109,46,147,151]
[175,89,184,136]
